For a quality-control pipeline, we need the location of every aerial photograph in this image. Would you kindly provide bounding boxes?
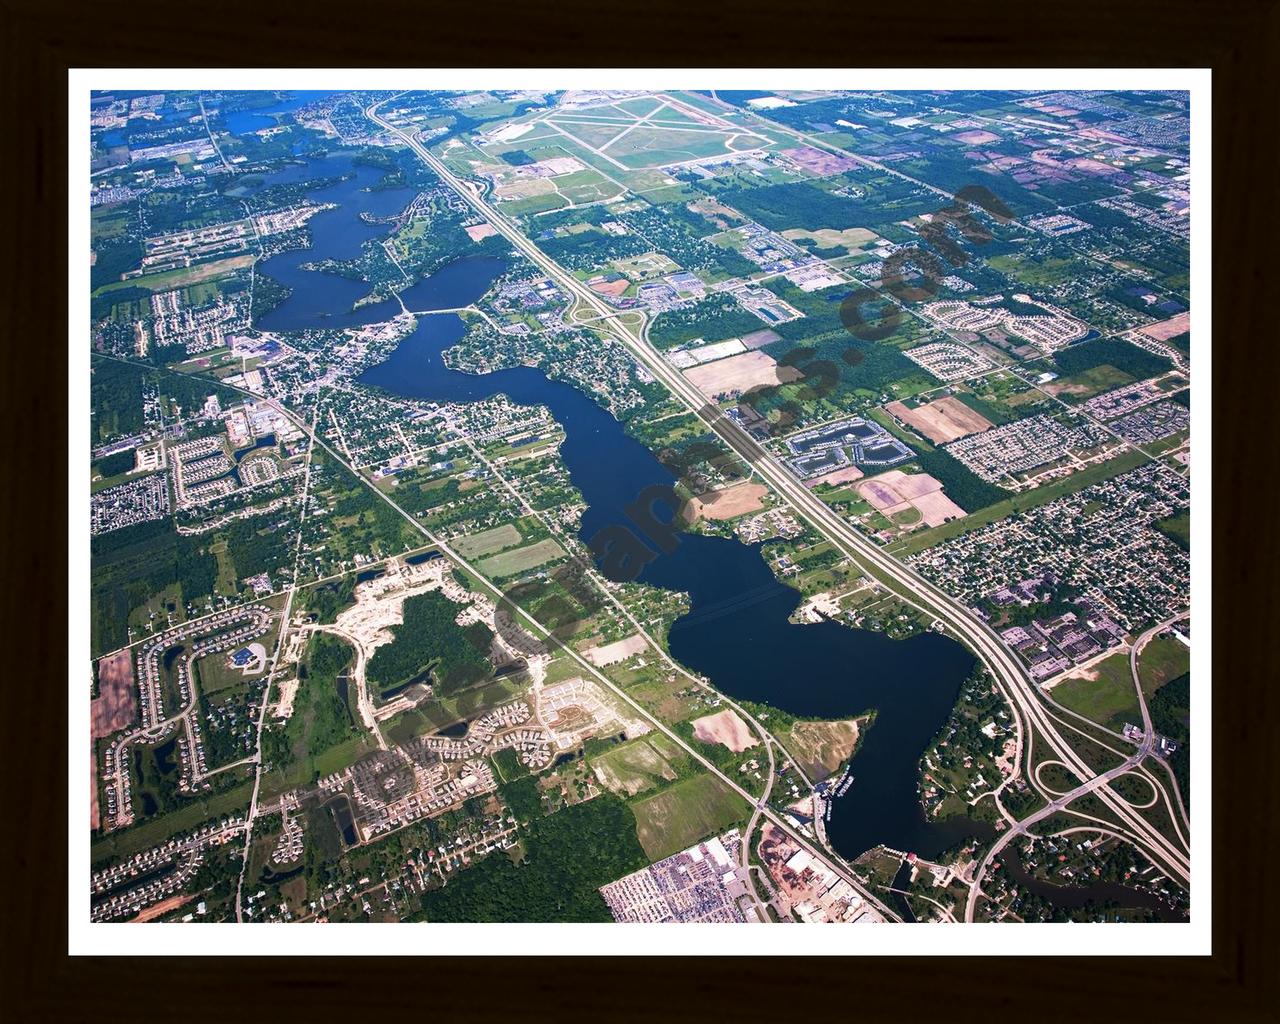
[84,83,1195,931]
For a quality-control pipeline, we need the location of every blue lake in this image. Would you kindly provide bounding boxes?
[222,91,336,136]
[258,153,992,861]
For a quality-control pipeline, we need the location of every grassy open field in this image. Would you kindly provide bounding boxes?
[452,523,522,560]
[194,646,264,695]
[590,735,684,796]
[1043,364,1134,402]
[611,127,761,169]
[476,537,565,579]
[1155,509,1190,549]
[384,676,530,746]
[629,772,748,861]
[1049,652,1140,732]
[92,253,254,296]
[781,226,878,253]
[260,734,375,797]
[1138,635,1191,697]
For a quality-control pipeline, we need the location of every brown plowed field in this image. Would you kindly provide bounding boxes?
[885,395,993,444]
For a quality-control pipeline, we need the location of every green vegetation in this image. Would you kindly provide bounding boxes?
[1050,364,1134,402]
[418,794,646,921]
[1148,672,1190,806]
[498,775,543,822]
[261,632,368,785]
[93,449,136,478]
[1057,723,1127,776]
[91,781,254,866]
[92,254,256,298]
[475,537,565,579]
[305,449,421,571]
[384,676,528,745]
[629,772,748,860]
[1155,509,1190,551]
[1049,653,1141,732]
[214,513,297,586]
[91,518,218,656]
[649,297,765,350]
[714,181,874,232]
[618,203,759,276]
[91,355,242,444]
[452,523,522,559]
[588,734,686,796]
[365,591,493,696]
[918,668,1010,822]
[491,747,530,784]
[540,227,649,271]
[1052,338,1172,380]
[298,574,359,624]
[1137,635,1190,697]
[736,334,930,433]
[1038,761,1082,793]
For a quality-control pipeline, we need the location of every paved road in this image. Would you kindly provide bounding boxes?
[234,402,323,921]
[1130,616,1189,748]
[197,95,236,175]
[964,748,1154,922]
[1128,615,1192,839]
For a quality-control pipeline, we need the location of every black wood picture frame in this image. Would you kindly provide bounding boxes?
[3,0,1275,1019]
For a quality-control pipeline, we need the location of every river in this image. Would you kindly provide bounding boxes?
[1000,845,1186,922]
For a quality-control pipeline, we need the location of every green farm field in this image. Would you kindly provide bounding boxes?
[1049,652,1140,732]
[629,772,748,861]
[476,537,565,579]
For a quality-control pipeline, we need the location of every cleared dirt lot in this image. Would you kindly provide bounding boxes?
[683,351,800,400]
[954,129,1001,145]
[781,226,878,252]
[808,465,864,488]
[885,395,993,444]
[685,481,767,522]
[1139,311,1191,341]
[691,708,758,752]
[787,719,861,781]
[741,328,781,350]
[91,652,139,830]
[94,649,137,739]
[856,470,966,528]
[583,633,648,667]
[130,892,193,923]
[590,278,629,298]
